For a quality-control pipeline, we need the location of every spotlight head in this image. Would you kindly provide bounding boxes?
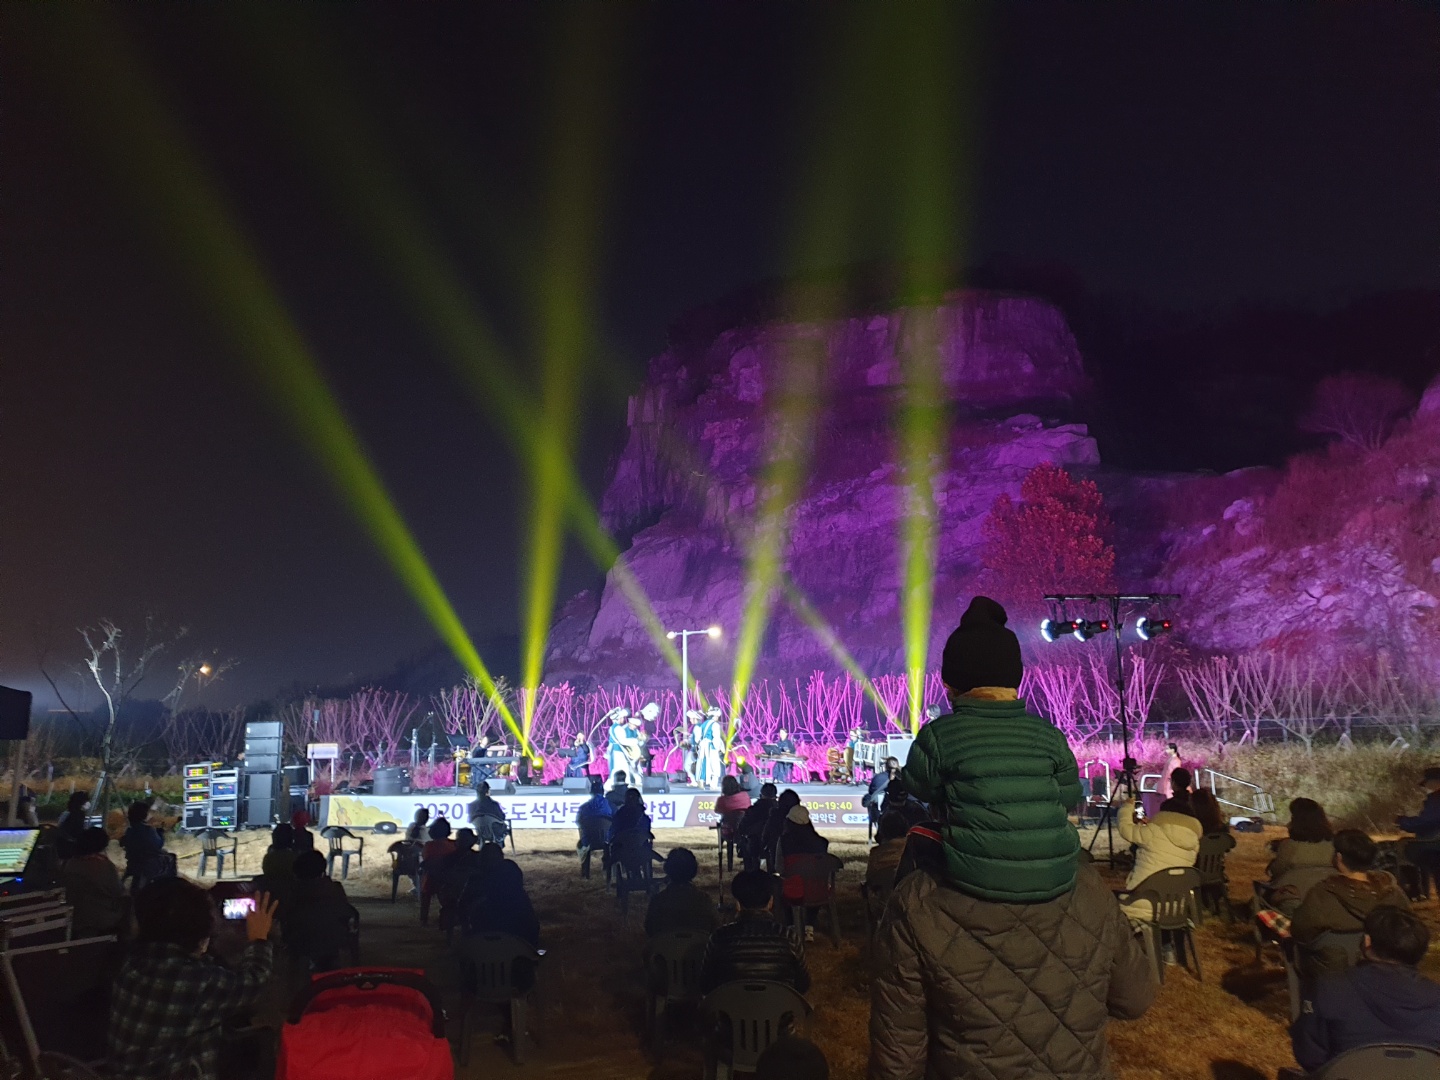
[666,630,677,640]
[1040,618,1080,643]
[706,625,722,638]
[1136,616,1172,641]
[1072,619,1111,642]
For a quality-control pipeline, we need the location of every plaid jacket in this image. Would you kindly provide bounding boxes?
[108,940,273,1080]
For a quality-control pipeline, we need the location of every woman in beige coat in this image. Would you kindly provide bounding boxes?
[1116,797,1202,923]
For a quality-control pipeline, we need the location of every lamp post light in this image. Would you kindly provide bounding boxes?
[666,625,721,715]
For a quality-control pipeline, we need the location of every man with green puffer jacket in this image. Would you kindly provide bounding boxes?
[871,597,1154,1080]
[901,596,1084,902]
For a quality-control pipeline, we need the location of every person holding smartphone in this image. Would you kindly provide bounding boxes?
[109,879,278,1080]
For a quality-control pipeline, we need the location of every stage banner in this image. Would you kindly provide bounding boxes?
[320,790,869,831]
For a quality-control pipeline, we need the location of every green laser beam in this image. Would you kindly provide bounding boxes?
[237,14,690,687]
[41,7,529,751]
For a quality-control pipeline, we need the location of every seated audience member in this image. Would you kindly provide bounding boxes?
[699,869,810,995]
[56,791,93,860]
[1262,798,1336,914]
[1291,828,1410,980]
[737,763,761,799]
[576,779,613,879]
[738,782,778,871]
[863,759,898,828]
[457,842,507,923]
[777,805,829,862]
[119,801,168,892]
[870,858,1154,1079]
[761,789,802,869]
[404,806,431,843]
[434,828,480,928]
[645,848,719,937]
[606,772,630,812]
[777,806,833,940]
[1397,766,1440,882]
[285,849,352,971]
[900,598,1083,906]
[419,819,457,925]
[1292,905,1440,1072]
[756,1035,829,1080]
[1192,790,1235,850]
[879,775,928,826]
[108,879,276,1080]
[290,810,316,853]
[261,823,298,882]
[1157,767,1196,817]
[866,812,909,897]
[60,827,127,938]
[468,782,509,845]
[609,788,653,843]
[715,774,752,816]
[460,860,541,994]
[1116,792,1202,923]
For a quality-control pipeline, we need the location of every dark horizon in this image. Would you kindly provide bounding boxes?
[4,2,1438,710]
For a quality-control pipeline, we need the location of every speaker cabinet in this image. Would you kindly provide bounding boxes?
[642,775,669,795]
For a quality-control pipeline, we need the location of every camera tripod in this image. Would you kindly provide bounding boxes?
[1086,758,1138,868]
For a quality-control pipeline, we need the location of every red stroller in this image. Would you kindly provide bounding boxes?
[278,968,453,1080]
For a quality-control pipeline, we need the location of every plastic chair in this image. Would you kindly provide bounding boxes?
[700,980,812,1080]
[578,819,609,880]
[455,931,542,1065]
[320,826,364,880]
[1194,835,1231,921]
[610,831,658,915]
[1125,866,1203,984]
[387,840,421,902]
[1285,929,1365,1021]
[716,811,745,875]
[473,814,514,851]
[644,929,707,1043]
[197,829,237,878]
[1311,1042,1440,1079]
[780,853,843,947]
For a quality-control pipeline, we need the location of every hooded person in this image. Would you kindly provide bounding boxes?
[899,596,1083,903]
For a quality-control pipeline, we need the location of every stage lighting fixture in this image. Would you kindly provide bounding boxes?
[1072,619,1111,642]
[1040,618,1080,643]
[1136,616,1172,641]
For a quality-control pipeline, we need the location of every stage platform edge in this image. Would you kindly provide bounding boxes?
[319,782,871,831]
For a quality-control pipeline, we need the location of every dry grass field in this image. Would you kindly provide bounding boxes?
[153,822,1440,1080]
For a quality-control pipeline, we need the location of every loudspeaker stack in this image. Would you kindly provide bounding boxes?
[243,720,285,827]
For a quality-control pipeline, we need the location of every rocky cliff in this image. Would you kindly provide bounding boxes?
[545,296,1439,690]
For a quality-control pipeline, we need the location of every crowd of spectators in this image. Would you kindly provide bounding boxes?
[21,595,1440,1079]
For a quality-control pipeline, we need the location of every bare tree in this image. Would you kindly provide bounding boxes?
[162,652,239,713]
[79,617,186,810]
[1299,372,1416,450]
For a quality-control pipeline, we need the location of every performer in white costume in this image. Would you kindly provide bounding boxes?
[606,708,643,785]
[695,706,727,789]
[680,710,704,783]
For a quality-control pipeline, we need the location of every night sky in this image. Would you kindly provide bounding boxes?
[3,2,1437,708]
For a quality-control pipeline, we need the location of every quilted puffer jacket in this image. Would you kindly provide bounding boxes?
[902,698,1083,902]
[868,863,1155,1080]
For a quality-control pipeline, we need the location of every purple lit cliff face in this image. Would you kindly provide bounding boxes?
[545,294,1440,691]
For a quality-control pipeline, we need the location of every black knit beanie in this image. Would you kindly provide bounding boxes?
[941,596,1023,693]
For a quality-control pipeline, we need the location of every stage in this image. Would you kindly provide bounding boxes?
[319,783,871,831]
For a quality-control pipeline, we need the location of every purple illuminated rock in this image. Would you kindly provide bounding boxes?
[546,292,1440,690]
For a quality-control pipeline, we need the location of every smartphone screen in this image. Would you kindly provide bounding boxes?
[222,896,256,920]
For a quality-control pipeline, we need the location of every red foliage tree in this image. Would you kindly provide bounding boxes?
[981,463,1116,615]
[1299,372,1416,451]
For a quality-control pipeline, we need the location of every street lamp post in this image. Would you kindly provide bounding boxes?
[666,625,722,714]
